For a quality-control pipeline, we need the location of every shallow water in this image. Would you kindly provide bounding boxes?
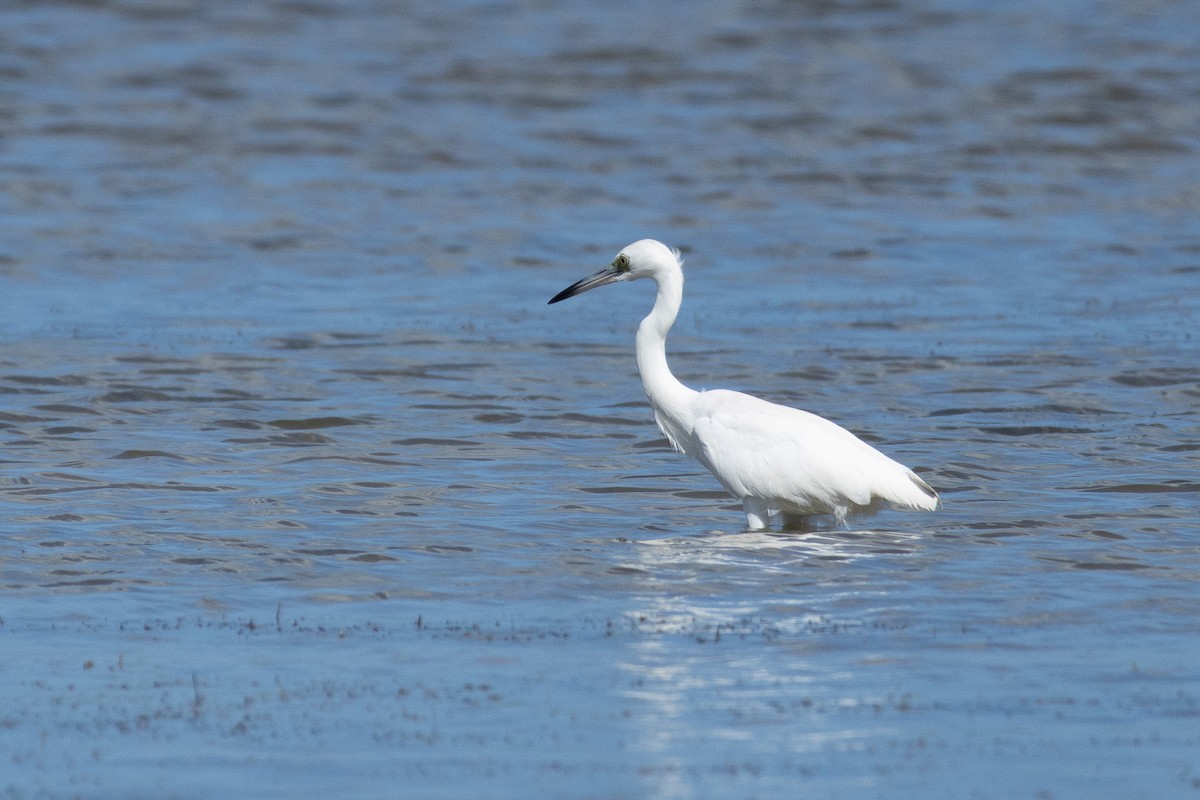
[2,1,1199,798]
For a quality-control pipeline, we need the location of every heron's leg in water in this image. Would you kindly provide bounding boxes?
[780,511,811,531]
[742,497,769,531]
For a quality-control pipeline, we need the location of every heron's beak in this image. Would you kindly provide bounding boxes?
[547,265,625,304]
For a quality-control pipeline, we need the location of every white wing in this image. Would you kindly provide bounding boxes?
[689,389,937,514]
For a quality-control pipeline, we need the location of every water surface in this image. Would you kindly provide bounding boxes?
[2,1,1199,798]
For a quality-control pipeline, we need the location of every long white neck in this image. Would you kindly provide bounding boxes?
[635,267,698,439]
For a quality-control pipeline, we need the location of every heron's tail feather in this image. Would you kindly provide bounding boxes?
[888,469,940,512]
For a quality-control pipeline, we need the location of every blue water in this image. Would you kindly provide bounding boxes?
[2,1,1199,798]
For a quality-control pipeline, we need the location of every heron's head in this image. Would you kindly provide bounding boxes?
[548,239,682,304]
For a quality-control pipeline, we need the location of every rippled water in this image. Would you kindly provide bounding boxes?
[2,1,1199,798]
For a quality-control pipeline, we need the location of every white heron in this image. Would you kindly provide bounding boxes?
[548,239,939,531]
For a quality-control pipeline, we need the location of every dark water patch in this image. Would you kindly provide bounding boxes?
[475,412,525,424]
[957,354,1095,370]
[0,412,54,423]
[335,367,466,380]
[281,455,415,466]
[135,389,262,404]
[34,404,103,415]
[778,366,837,381]
[212,388,261,399]
[854,125,916,142]
[41,577,126,588]
[398,366,482,381]
[1080,482,1200,494]
[227,432,335,445]
[36,472,102,483]
[741,112,834,134]
[267,416,364,430]
[965,519,1055,530]
[1059,558,1156,572]
[9,481,234,495]
[111,450,186,460]
[932,403,1118,417]
[935,466,985,481]
[608,565,651,576]
[503,430,637,440]
[270,336,339,350]
[97,389,175,402]
[941,386,1012,395]
[138,367,207,375]
[411,402,512,411]
[211,419,264,430]
[554,412,647,426]
[272,335,408,352]
[767,169,847,185]
[932,407,1004,417]
[1100,135,1190,154]
[393,437,480,447]
[1112,368,1198,387]
[3,376,87,391]
[39,121,201,147]
[3,374,89,387]
[342,553,398,563]
[632,439,677,452]
[1004,66,1102,84]
[439,394,522,408]
[1065,529,1129,541]
[540,340,626,352]
[675,490,731,500]
[43,426,96,435]
[1029,110,1111,127]
[974,530,1024,540]
[979,425,1100,436]
[117,62,243,98]
[532,129,638,149]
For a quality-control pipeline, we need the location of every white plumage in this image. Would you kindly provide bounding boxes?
[549,238,939,530]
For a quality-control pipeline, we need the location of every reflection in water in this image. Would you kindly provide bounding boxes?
[638,527,928,564]
[613,528,927,796]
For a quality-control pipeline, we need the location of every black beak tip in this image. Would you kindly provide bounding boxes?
[547,285,581,305]
[548,267,615,306]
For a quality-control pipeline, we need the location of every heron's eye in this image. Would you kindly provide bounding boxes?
[615,254,631,271]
